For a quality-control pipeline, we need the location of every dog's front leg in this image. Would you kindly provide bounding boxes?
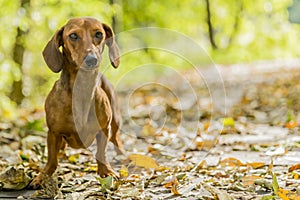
[96,130,117,178]
[30,132,63,188]
[44,132,63,175]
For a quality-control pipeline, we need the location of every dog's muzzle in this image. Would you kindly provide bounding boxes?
[84,53,98,68]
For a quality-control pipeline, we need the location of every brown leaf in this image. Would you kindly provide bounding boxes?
[164,182,173,188]
[170,179,181,195]
[285,119,298,129]
[289,163,300,172]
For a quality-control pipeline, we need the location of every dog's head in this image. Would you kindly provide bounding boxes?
[43,17,120,72]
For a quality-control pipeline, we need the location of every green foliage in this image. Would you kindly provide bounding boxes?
[288,0,300,23]
[1,0,300,119]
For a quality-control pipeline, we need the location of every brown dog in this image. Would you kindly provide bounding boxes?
[31,17,124,187]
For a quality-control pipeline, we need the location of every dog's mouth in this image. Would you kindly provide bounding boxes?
[81,53,100,70]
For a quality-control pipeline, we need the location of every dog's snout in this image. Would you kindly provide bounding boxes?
[84,53,98,67]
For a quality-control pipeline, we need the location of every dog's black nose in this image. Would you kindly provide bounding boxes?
[84,53,98,67]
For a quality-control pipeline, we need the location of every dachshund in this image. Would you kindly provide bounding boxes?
[31,17,124,187]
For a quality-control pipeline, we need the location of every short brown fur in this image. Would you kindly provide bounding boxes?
[31,17,124,187]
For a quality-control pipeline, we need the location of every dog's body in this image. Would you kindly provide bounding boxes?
[31,17,124,187]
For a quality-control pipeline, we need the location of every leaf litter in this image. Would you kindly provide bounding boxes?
[1,64,300,199]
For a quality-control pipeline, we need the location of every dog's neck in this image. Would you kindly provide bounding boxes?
[60,62,102,146]
[60,62,79,92]
[60,62,100,89]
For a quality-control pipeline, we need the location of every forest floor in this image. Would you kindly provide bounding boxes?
[1,60,300,199]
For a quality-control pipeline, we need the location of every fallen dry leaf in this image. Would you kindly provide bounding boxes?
[203,183,232,200]
[127,154,159,169]
[285,120,298,129]
[119,165,129,178]
[242,175,261,187]
[192,160,207,172]
[195,137,216,151]
[220,157,245,167]
[142,122,156,136]
[168,178,181,195]
[288,163,300,172]
[278,187,290,200]
[247,162,265,169]
[0,166,30,190]
[223,117,235,127]
[68,154,80,164]
[178,153,186,161]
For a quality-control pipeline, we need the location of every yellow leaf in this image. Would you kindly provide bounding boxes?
[68,154,80,164]
[155,166,171,172]
[127,154,159,169]
[83,165,97,172]
[247,162,265,169]
[119,165,129,178]
[142,123,155,136]
[223,117,235,127]
[293,172,299,180]
[220,157,245,167]
[278,188,289,200]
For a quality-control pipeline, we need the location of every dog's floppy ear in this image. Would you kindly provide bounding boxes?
[103,23,120,68]
[42,27,64,73]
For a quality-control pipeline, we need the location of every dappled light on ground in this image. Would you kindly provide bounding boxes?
[1,62,300,199]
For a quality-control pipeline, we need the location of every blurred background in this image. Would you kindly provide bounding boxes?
[0,0,299,121]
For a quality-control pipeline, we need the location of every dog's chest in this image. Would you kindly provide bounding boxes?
[46,83,100,148]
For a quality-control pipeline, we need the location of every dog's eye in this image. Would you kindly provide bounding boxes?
[95,31,103,39]
[69,33,78,40]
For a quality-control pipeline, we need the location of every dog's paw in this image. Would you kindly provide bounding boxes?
[29,174,43,189]
[97,163,119,180]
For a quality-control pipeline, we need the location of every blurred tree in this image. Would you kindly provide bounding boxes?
[288,0,300,23]
[205,0,217,49]
[9,0,30,105]
[225,0,243,50]
[109,0,118,32]
[0,0,300,120]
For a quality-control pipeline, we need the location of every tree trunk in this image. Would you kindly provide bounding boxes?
[227,0,243,49]
[205,0,217,49]
[109,0,118,33]
[10,0,30,105]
